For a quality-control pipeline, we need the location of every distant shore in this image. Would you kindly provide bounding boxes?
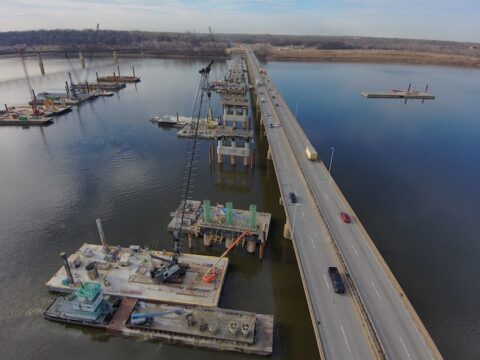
[1,47,479,69]
[242,46,480,68]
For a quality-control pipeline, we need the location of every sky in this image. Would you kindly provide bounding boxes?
[0,0,479,42]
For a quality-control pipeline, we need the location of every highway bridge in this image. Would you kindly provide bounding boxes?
[243,45,442,360]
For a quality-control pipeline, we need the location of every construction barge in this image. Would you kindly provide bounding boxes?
[45,282,273,355]
[97,74,141,83]
[45,237,273,355]
[361,84,435,100]
[0,107,53,126]
[361,91,435,99]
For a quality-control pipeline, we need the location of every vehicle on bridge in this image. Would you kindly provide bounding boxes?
[340,212,352,224]
[305,146,318,161]
[328,267,345,294]
[289,192,297,203]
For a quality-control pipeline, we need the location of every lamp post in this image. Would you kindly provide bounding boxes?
[328,146,335,174]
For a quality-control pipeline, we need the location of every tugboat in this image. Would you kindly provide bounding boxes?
[44,282,120,328]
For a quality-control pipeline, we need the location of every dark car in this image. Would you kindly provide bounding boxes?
[289,192,297,203]
[340,212,351,224]
[328,267,345,294]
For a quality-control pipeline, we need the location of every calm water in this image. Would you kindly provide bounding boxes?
[0,56,478,359]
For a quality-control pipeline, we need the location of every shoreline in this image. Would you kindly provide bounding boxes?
[260,48,480,69]
[1,48,479,69]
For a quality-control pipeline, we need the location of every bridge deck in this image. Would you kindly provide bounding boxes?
[244,46,442,360]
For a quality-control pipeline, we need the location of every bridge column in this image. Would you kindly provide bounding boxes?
[230,141,236,166]
[188,233,193,249]
[203,234,212,247]
[279,196,283,206]
[217,139,223,164]
[267,146,272,160]
[259,244,265,260]
[283,221,292,240]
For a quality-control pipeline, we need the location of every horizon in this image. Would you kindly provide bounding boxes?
[0,0,479,43]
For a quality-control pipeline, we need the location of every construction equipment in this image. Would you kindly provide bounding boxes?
[130,308,184,325]
[202,231,250,283]
[149,60,214,284]
[17,45,41,116]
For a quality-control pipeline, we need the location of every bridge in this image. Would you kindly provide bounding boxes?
[243,45,442,360]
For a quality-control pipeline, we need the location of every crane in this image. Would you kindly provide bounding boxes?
[17,45,41,115]
[83,23,100,85]
[202,231,250,283]
[149,60,214,284]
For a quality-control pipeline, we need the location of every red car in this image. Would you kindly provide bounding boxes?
[340,212,351,224]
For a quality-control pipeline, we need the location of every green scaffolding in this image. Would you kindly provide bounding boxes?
[203,200,212,223]
[226,202,234,225]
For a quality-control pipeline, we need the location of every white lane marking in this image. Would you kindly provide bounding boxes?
[323,274,330,289]
[399,337,412,359]
[371,281,382,300]
[340,325,351,352]
[310,237,316,249]
[351,244,359,256]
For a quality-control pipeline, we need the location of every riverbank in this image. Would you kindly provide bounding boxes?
[242,45,480,68]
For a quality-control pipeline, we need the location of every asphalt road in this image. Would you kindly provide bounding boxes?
[244,50,373,359]
[244,47,440,360]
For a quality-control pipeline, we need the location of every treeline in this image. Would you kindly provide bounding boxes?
[0,29,229,57]
[227,34,480,57]
[0,29,478,58]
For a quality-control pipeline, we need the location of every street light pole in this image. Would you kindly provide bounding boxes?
[328,147,335,174]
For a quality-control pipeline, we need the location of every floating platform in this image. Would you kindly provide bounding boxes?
[151,115,208,128]
[360,91,435,99]
[46,243,228,307]
[97,75,140,83]
[71,82,126,92]
[0,109,53,126]
[110,298,273,355]
[0,116,53,126]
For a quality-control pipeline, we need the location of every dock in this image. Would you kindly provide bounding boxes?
[167,200,271,258]
[46,243,228,307]
[360,91,435,99]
